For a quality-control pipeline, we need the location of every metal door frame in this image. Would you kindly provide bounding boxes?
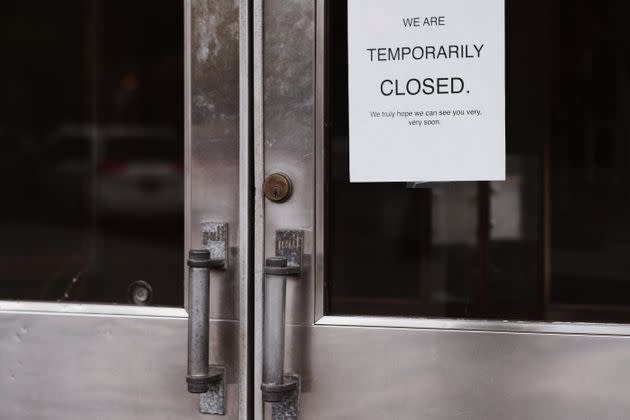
[252,0,630,419]
[311,0,630,338]
[238,0,255,418]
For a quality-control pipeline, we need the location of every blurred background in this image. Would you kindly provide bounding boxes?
[0,0,184,306]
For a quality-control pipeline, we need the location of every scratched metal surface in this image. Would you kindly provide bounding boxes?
[190,0,243,416]
[287,324,630,420]
[0,313,238,420]
[190,0,241,322]
[188,2,243,415]
[262,0,315,328]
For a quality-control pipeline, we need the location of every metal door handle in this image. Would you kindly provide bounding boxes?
[261,256,300,402]
[186,249,225,394]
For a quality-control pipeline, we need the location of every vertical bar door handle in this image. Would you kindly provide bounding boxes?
[261,256,300,402]
[186,249,225,394]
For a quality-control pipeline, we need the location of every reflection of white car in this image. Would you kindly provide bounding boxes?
[43,124,183,217]
[39,126,93,214]
[97,126,183,216]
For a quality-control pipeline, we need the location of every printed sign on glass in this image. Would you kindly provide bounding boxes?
[348,0,505,182]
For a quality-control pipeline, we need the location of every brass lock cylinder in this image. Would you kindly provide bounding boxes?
[263,173,293,203]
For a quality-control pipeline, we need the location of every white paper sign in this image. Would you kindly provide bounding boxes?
[348,0,505,182]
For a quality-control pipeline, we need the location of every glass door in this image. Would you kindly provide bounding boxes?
[0,1,247,418]
[255,0,630,418]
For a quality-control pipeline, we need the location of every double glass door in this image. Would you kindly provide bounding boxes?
[4,1,630,419]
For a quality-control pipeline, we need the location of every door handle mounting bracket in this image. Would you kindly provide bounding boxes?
[261,229,304,419]
[186,220,229,415]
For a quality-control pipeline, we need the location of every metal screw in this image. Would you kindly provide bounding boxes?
[128,280,153,305]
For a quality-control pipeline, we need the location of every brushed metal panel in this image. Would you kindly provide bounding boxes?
[287,324,630,420]
[252,0,265,417]
[190,0,241,321]
[0,312,239,420]
[257,0,315,417]
[262,0,315,328]
[238,0,253,418]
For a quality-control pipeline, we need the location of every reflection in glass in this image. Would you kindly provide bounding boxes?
[0,1,183,306]
[327,0,630,322]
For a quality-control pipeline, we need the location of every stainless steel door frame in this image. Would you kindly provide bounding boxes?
[254,0,630,419]
[0,0,250,418]
[188,0,250,415]
[239,0,254,418]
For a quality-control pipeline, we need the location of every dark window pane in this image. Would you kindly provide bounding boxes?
[0,0,184,306]
[326,0,630,322]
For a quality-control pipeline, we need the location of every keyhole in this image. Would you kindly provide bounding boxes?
[272,185,281,199]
